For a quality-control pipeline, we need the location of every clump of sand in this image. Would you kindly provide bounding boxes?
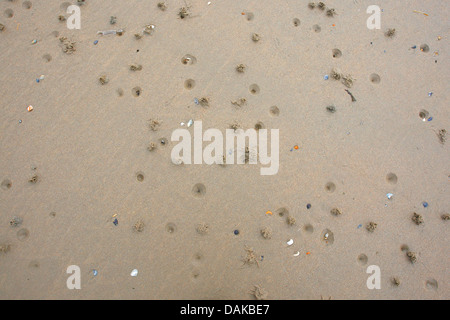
[249,285,268,300]
[412,213,424,225]
[196,223,209,235]
[366,222,377,232]
[133,219,145,233]
[260,227,272,239]
[242,246,260,267]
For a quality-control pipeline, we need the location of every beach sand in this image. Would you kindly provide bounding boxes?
[0,0,449,299]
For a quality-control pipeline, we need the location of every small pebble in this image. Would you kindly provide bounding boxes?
[427,117,433,121]
[94,40,98,45]
[306,203,311,209]
[422,201,428,208]
[234,229,239,235]
[93,269,98,276]
[113,218,118,226]
[324,75,329,80]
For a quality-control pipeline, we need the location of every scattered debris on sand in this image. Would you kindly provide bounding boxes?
[345,89,357,102]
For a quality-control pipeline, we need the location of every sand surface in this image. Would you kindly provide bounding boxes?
[0,0,449,299]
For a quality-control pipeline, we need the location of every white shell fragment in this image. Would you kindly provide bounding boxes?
[187,119,194,127]
[287,239,294,246]
[130,269,138,277]
[293,251,300,257]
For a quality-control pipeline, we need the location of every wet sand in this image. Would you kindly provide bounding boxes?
[0,0,449,299]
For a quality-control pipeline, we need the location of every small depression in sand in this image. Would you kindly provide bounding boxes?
[181,54,197,65]
[132,86,142,97]
[244,12,254,21]
[184,79,196,90]
[4,9,14,18]
[325,182,336,193]
[249,84,260,95]
[332,49,342,58]
[321,229,334,245]
[275,207,289,218]
[43,54,52,62]
[1,179,12,190]
[386,172,398,184]
[165,223,177,234]
[419,109,430,121]
[304,224,314,234]
[192,183,206,197]
[370,73,381,84]
[60,2,72,11]
[425,279,438,291]
[357,254,368,265]
[23,1,32,9]
[254,121,265,131]
[17,228,30,241]
[269,106,280,117]
[420,44,430,53]
[136,172,145,182]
